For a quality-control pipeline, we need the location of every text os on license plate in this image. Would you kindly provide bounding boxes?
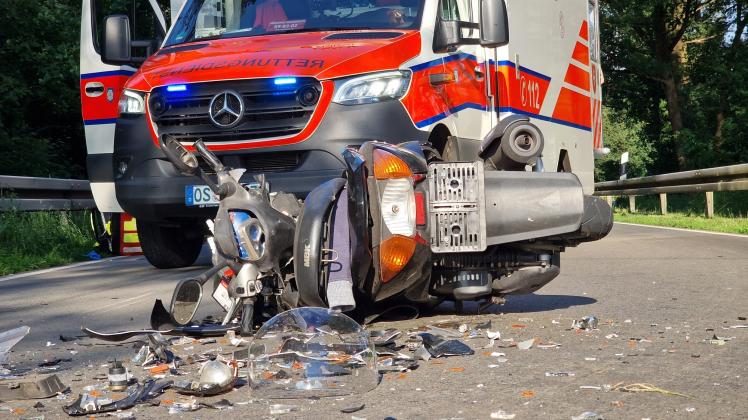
[185,185,219,207]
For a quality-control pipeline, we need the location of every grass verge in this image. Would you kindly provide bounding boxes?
[0,211,98,276]
[614,211,748,235]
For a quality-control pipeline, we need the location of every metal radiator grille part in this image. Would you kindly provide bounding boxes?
[427,162,486,253]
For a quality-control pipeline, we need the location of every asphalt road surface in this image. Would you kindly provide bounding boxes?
[1,223,747,419]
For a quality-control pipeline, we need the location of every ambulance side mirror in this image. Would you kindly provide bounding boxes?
[480,0,509,48]
[103,15,132,63]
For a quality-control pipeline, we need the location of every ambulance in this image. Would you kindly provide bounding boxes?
[80,0,604,268]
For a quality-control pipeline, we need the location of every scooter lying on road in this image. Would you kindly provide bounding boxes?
[160,137,298,335]
[294,137,613,313]
[160,125,613,334]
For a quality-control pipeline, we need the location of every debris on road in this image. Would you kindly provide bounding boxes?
[418,333,474,358]
[545,372,575,377]
[0,375,67,400]
[341,403,365,413]
[517,338,536,350]
[173,360,238,397]
[107,360,128,391]
[0,326,30,364]
[63,379,172,416]
[269,404,299,415]
[612,382,691,398]
[571,411,600,420]
[571,316,599,331]
[490,410,517,419]
[248,308,378,399]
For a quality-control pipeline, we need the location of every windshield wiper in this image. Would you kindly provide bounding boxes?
[271,27,374,35]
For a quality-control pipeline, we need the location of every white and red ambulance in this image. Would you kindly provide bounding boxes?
[80,0,604,268]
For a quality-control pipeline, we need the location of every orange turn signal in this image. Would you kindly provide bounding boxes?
[380,235,417,283]
[373,149,412,180]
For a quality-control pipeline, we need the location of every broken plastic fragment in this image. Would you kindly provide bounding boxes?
[269,404,299,415]
[418,333,474,358]
[63,379,172,416]
[0,375,67,400]
[490,410,516,419]
[545,372,575,377]
[571,411,599,420]
[248,308,378,398]
[516,338,535,350]
[341,403,365,413]
[414,346,431,361]
[571,316,599,331]
[0,326,30,364]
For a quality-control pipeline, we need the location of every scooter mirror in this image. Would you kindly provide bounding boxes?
[170,278,203,326]
[160,135,199,175]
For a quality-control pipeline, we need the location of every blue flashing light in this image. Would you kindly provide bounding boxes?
[274,77,297,86]
[167,84,187,92]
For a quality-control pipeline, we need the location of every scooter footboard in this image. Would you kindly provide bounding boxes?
[427,162,587,252]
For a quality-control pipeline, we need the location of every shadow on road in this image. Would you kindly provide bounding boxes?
[429,294,597,316]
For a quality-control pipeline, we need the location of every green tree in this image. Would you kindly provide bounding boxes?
[596,107,656,181]
[0,0,84,178]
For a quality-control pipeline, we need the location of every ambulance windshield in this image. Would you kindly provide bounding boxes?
[165,0,424,46]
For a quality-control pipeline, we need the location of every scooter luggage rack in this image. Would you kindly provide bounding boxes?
[427,161,487,253]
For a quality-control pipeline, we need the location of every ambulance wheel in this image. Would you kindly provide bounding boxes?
[138,221,203,269]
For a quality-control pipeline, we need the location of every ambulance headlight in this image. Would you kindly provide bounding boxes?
[333,71,411,105]
[118,89,146,115]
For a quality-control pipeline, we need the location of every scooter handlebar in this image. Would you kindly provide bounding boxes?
[194,139,224,172]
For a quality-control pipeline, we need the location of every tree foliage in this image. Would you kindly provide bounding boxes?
[601,0,748,177]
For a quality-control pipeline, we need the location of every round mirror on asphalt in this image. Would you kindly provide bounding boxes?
[171,279,203,326]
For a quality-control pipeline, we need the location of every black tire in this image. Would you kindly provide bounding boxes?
[138,220,204,269]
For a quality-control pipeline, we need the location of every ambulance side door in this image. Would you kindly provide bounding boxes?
[437,0,492,152]
[80,0,166,212]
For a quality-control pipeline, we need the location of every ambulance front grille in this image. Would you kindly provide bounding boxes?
[428,162,487,253]
[149,78,320,144]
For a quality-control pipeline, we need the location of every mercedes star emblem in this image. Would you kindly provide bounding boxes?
[209,91,244,128]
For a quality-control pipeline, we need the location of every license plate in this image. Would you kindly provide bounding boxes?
[185,185,219,207]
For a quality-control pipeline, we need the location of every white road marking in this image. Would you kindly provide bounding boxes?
[0,257,129,284]
[615,222,748,239]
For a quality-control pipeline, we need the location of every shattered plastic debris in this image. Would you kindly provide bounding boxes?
[571,411,599,420]
[0,375,67,401]
[341,403,365,413]
[168,397,200,414]
[612,382,691,398]
[571,316,599,331]
[485,330,501,347]
[709,335,735,345]
[414,346,431,361]
[516,338,535,350]
[64,379,172,416]
[605,334,619,339]
[0,326,30,364]
[418,333,474,358]
[203,398,233,410]
[535,341,561,349]
[248,308,378,398]
[490,410,517,419]
[269,404,299,415]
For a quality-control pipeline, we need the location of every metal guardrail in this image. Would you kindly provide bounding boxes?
[594,163,748,218]
[0,176,95,211]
